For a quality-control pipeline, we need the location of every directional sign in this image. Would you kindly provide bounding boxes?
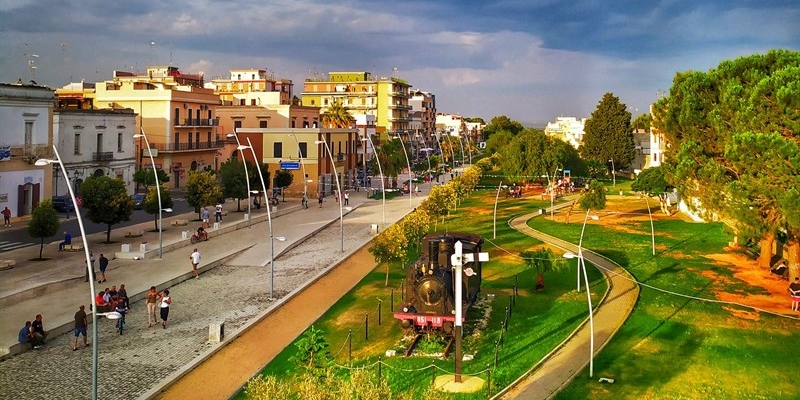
[280,162,300,170]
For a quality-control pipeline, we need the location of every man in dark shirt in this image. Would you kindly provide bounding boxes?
[73,305,88,350]
[18,321,33,348]
[31,314,48,346]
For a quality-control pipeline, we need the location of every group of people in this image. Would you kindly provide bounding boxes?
[95,284,129,313]
[18,314,48,349]
[146,286,172,329]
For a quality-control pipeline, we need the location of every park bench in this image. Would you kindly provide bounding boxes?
[171,219,188,226]
[63,244,84,252]
[0,260,15,270]
[125,230,144,238]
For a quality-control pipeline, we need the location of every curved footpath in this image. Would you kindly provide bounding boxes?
[499,210,640,399]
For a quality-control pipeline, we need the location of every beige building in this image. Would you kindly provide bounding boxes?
[94,66,223,188]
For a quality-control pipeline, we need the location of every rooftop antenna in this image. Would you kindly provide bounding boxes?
[149,41,156,67]
[28,54,39,83]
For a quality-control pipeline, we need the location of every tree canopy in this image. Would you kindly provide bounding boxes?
[143,184,174,231]
[482,115,524,138]
[653,49,800,273]
[321,101,353,129]
[79,175,134,242]
[631,166,671,196]
[581,92,637,171]
[27,199,60,259]
[186,171,222,217]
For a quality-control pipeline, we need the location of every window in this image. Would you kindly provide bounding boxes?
[303,121,309,128]
[117,132,123,152]
[260,120,268,128]
[234,120,242,130]
[274,142,283,158]
[291,120,296,128]
[25,121,33,150]
[187,109,193,126]
[188,132,193,149]
[195,132,200,148]
[174,132,180,150]
[74,133,81,154]
[174,108,180,126]
[207,132,212,147]
[298,142,307,158]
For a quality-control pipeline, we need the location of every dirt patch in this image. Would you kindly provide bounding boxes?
[701,252,790,315]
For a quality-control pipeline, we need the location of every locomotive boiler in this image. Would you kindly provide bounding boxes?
[394,232,484,335]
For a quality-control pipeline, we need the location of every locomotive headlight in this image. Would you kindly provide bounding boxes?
[451,309,456,315]
[403,306,409,312]
[464,267,475,277]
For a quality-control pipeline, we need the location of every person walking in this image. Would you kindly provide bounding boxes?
[215,203,223,222]
[789,277,800,312]
[201,207,210,228]
[73,305,88,350]
[146,286,159,328]
[97,253,108,283]
[318,192,324,208]
[158,289,171,329]
[301,193,308,209]
[344,192,349,206]
[2,206,11,227]
[84,251,96,282]
[190,248,201,279]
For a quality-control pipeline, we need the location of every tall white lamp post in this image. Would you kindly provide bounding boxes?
[36,146,120,400]
[245,138,286,299]
[316,140,345,251]
[227,131,251,229]
[361,134,385,224]
[563,208,598,378]
[133,129,166,258]
[393,134,412,208]
[645,197,656,255]
[493,181,504,239]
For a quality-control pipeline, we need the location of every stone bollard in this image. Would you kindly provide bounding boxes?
[209,322,225,343]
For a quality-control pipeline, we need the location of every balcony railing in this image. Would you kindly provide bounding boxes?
[92,151,114,161]
[180,118,220,127]
[153,139,226,152]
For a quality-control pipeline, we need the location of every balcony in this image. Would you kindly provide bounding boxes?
[153,139,226,153]
[180,118,220,127]
[92,152,114,161]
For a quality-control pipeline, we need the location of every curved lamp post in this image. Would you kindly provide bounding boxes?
[608,159,616,187]
[361,134,385,224]
[645,197,656,255]
[315,139,345,251]
[563,209,598,378]
[493,181,504,239]
[392,134,412,208]
[227,131,251,229]
[287,133,308,197]
[36,146,104,400]
[244,137,286,299]
[133,129,166,258]
[432,133,446,182]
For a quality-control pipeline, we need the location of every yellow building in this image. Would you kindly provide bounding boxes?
[301,71,412,138]
[94,66,223,188]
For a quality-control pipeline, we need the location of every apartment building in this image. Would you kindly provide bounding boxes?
[0,83,55,217]
[301,71,412,138]
[94,66,223,188]
[408,90,436,157]
[544,116,586,149]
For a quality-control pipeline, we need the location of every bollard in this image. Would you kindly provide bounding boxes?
[431,360,436,386]
[378,356,382,382]
[494,340,499,368]
[348,329,353,363]
[504,306,509,331]
[390,289,394,312]
[365,313,369,341]
[377,300,382,326]
[508,295,513,317]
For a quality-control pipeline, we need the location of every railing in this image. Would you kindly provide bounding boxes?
[181,118,220,127]
[92,152,114,161]
[153,139,226,152]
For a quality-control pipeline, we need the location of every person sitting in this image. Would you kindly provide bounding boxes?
[196,226,208,241]
[771,260,788,278]
[58,231,72,252]
[19,321,35,349]
[118,284,129,309]
[31,314,48,346]
[95,289,110,312]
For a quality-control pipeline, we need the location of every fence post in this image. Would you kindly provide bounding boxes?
[377,299,382,326]
[378,356,382,382]
[400,280,405,302]
[365,313,369,341]
[494,340,499,368]
[508,296,513,318]
[348,329,352,363]
[486,366,492,397]
[503,307,509,332]
[431,360,436,386]
[390,289,394,312]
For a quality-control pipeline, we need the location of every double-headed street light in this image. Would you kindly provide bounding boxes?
[315,139,345,251]
[562,209,599,378]
[244,137,287,299]
[361,134,385,224]
[133,129,168,258]
[36,146,103,400]
[227,132,251,229]
[392,134,412,208]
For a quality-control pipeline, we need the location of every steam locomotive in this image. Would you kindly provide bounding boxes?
[394,232,484,335]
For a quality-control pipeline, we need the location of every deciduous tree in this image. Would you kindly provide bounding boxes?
[143,184,174,231]
[27,199,60,259]
[581,92,636,172]
[79,175,134,242]
[186,171,222,219]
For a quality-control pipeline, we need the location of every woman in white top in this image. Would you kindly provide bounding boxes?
[159,289,171,329]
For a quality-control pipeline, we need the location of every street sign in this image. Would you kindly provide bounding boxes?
[280,162,300,170]
[144,148,158,157]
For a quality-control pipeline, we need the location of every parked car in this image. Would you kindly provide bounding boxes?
[51,196,75,213]
[131,194,145,210]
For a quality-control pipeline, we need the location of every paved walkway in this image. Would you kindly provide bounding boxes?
[498,207,640,399]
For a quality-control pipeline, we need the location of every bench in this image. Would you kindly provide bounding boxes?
[63,244,84,252]
[125,230,144,238]
[0,260,15,270]
[171,219,188,226]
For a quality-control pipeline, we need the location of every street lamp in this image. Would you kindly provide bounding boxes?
[563,209,598,378]
[227,132,251,229]
[608,159,616,187]
[644,197,656,255]
[315,139,345,251]
[360,134,385,224]
[392,134,412,208]
[493,181,504,239]
[244,137,286,299]
[36,146,102,400]
[133,129,167,258]
[287,133,308,198]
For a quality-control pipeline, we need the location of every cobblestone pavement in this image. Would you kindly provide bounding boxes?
[0,220,371,400]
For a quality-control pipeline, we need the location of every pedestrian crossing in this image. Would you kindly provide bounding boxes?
[0,240,34,253]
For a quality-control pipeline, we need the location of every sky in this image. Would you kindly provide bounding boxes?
[1,0,798,126]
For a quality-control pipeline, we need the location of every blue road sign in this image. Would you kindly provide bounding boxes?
[280,162,300,170]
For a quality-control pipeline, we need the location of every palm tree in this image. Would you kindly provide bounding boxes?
[520,248,564,291]
[321,101,353,128]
